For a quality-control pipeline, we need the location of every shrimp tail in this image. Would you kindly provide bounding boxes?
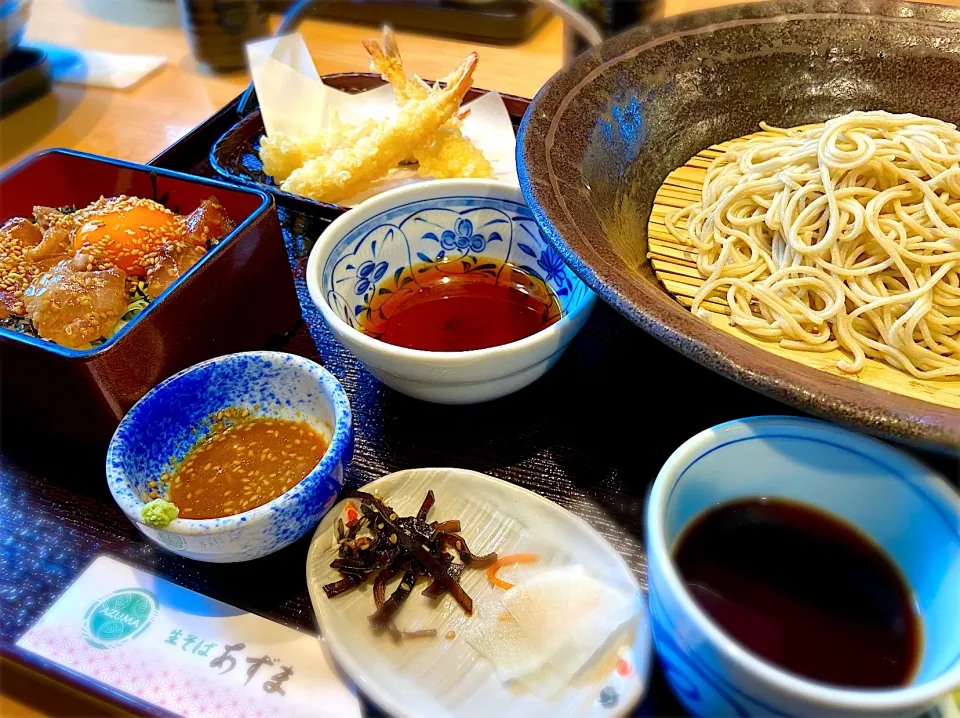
[383,25,402,62]
[363,27,422,102]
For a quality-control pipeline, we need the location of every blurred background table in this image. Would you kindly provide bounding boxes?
[1,0,567,168]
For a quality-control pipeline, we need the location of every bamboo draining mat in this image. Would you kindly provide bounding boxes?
[647,132,960,410]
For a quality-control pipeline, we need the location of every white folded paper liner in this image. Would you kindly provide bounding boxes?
[465,565,640,698]
[245,34,519,206]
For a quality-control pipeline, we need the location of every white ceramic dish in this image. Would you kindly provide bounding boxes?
[306,180,596,404]
[306,467,651,718]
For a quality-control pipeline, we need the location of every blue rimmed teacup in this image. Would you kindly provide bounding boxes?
[646,416,960,717]
[107,352,353,563]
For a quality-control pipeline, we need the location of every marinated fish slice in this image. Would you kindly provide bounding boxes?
[25,211,75,262]
[25,260,127,347]
[33,206,67,231]
[183,197,236,246]
[145,244,207,299]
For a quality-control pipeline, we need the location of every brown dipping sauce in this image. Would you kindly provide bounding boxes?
[167,415,328,519]
[673,498,920,688]
[357,259,561,352]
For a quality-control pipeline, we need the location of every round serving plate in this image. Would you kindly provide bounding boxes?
[518,0,960,449]
[305,467,651,718]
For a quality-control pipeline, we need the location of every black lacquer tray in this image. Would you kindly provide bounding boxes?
[2,90,957,716]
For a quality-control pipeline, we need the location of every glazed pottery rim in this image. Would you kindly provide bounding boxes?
[0,147,273,360]
[106,351,353,536]
[646,415,960,710]
[517,0,960,449]
[306,178,596,367]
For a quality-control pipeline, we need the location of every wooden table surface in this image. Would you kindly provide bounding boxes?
[1,0,765,170]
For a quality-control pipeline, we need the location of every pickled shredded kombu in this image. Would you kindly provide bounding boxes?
[323,490,497,640]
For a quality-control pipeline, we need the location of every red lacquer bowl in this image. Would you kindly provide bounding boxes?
[0,149,301,448]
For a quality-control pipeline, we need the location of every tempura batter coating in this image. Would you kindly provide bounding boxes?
[281,54,479,204]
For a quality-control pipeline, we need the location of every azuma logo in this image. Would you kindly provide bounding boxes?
[82,588,159,649]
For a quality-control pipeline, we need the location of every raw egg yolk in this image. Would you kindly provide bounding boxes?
[74,204,176,276]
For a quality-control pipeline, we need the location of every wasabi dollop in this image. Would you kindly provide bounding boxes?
[141,498,179,528]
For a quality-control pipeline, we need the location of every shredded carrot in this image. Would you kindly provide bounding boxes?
[486,553,539,590]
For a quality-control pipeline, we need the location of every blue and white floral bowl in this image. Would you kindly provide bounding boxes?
[107,352,353,563]
[306,179,596,403]
[646,416,960,717]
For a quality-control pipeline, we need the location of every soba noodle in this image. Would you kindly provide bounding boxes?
[666,110,960,380]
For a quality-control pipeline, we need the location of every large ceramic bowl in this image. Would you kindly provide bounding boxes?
[518,0,960,449]
[646,416,960,717]
[107,352,353,563]
[306,179,596,403]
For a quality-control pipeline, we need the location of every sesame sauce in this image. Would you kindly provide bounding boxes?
[166,413,328,519]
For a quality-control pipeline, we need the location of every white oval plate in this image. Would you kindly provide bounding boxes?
[306,467,652,718]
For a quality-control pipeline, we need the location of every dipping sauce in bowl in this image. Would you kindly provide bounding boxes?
[646,416,960,717]
[166,409,329,519]
[308,179,596,403]
[674,497,921,688]
[357,258,562,352]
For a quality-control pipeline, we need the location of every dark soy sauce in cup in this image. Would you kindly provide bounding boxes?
[674,498,921,688]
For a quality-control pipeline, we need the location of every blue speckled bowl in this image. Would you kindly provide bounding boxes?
[106,352,353,563]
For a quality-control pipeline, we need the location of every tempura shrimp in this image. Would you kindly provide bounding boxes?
[282,53,479,204]
[363,28,492,180]
[259,113,380,183]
